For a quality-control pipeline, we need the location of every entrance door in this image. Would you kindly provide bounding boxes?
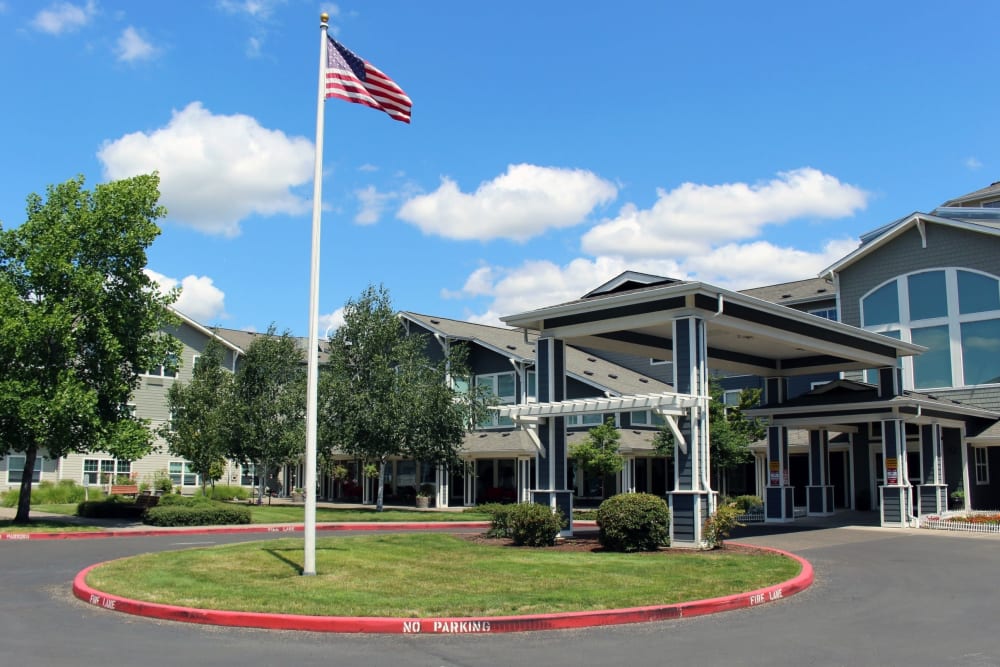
[829,450,850,509]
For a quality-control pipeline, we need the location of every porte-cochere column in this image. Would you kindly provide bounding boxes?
[807,429,835,516]
[532,337,574,535]
[764,377,795,522]
[668,315,715,548]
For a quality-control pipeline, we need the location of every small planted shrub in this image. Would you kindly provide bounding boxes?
[728,495,764,513]
[507,503,564,547]
[478,502,515,538]
[156,493,214,507]
[703,502,745,549]
[144,504,251,527]
[597,493,670,552]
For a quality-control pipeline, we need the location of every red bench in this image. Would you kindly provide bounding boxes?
[110,484,139,497]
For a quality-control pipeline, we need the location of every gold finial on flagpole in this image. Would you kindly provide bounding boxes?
[320,13,329,24]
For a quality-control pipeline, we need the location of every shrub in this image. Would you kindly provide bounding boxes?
[199,485,251,501]
[143,504,252,527]
[597,493,670,552]
[507,503,563,547]
[478,502,515,538]
[156,493,214,507]
[703,502,745,549]
[728,495,763,513]
[2,480,93,507]
[78,497,146,519]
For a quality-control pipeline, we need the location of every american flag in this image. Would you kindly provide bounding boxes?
[325,36,412,124]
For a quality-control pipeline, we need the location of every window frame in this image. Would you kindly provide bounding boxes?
[475,371,517,428]
[861,268,1000,390]
[974,447,990,485]
[6,454,43,485]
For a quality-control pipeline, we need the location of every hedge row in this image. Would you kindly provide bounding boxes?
[143,504,252,527]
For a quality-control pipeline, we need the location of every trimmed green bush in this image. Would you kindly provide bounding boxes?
[728,495,763,512]
[507,503,563,547]
[144,504,252,527]
[597,493,670,552]
[477,502,515,538]
[198,485,251,501]
[155,493,214,507]
[78,497,146,519]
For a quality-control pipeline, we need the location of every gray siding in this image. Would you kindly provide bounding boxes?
[839,224,1000,327]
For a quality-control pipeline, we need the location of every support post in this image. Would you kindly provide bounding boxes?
[880,418,913,527]
[807,429,835,516]
[668,316,714,548]
[532,337,574,534]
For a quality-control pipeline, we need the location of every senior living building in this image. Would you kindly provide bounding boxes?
[4,182,1000,543]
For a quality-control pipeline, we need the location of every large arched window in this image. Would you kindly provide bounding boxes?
[861,268,1000,389]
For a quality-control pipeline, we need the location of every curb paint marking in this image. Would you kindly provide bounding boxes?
[402,621,492,634]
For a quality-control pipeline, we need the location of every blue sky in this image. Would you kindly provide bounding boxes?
[1,1,998,337]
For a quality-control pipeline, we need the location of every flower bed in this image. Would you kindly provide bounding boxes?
[919,511,1000,534]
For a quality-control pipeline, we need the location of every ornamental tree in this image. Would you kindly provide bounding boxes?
[160,338,234,496]
[227,326,306,503]
[569,418,624,497]
[319,285,473,511]
[0,175,178,523]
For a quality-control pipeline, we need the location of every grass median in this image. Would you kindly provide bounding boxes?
[84,532,800,617]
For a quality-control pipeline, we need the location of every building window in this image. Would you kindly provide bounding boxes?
[169,461,198,486]
[476,372,516,427]
[567,413,606,427]
[974,447,989,485]
[861,269,1000,389]
[808,307,838,321]
[83,458,131,485]
[145,352,179,378]
[7,455,42,485]
[526,371,536,401]
[630,410,665,426]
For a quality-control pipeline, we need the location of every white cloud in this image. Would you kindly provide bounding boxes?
[965,157,983,170]
[217,0,286,19]
[683,238,860,290]
[98,102,315,236]
[30,0,96,34]
[115,26,158,63]
[581,168,868,259]
[398,164,618,242]
[319,307,345,338]
[456,239,860,324]
[145,269,227,323]
[358,164,378,173]
[355,185,395,225]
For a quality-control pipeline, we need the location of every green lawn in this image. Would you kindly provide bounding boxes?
[1,518,102,533]
[85,532,799,617]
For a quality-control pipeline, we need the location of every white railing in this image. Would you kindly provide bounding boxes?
[919,511,1000,534]
[735,509,764,523]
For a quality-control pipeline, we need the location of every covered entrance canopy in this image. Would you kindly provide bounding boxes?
[500,273,925,546]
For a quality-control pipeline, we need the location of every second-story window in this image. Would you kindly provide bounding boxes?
[476,372,516,427]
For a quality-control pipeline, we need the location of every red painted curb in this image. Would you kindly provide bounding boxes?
[72,543,813,634]
[2,521,489,541]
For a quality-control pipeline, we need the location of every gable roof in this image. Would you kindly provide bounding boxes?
[941,181,1000,207]
[822,212,1000,277]
[583,271,682,298]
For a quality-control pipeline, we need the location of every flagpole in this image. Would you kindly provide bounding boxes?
[302,12,329,577]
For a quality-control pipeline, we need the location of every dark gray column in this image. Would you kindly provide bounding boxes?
[917,423,947,515]
[668,316,714,548]
[532,337,573,534]
[807,429,835,516]
[763,376,794,522]
[880,418,912,526]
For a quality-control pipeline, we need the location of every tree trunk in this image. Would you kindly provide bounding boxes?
[376,459,386,512]
[13,446,38,524]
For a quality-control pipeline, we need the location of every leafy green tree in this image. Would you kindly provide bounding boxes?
[228,326,306,503]
[653,379,765,493]
[0,174,177,523]
[569,418,623,497]
[160,338,233,495]
[319,285,471,511]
